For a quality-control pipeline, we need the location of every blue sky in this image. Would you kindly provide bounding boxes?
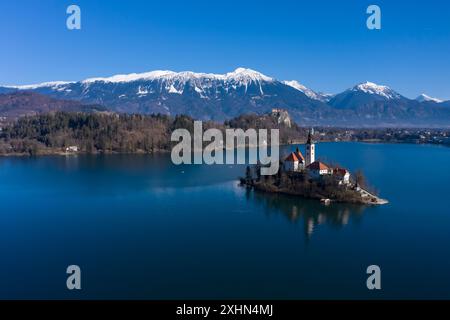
[1,0,450,99]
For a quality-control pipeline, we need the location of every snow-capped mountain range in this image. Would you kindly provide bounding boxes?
[1,68,449,126]
[7,68,274,92]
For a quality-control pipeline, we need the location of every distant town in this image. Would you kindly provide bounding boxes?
[313,127,450,147]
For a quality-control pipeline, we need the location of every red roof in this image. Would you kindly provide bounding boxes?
[295,150,305,162]
[333,168,349,176]
[307,161,329,170]
[284,152,299,162]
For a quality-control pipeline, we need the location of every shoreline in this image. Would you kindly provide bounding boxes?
[0,149,171,158]
[1,139,448,158]
[245,181,388,206]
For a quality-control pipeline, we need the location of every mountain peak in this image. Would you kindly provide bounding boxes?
[225,68,273,82]
[416,93,443,103]
[352,81,401,99]
[355,81,389,91]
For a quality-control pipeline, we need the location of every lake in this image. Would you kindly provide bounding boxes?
[0,142,449,299]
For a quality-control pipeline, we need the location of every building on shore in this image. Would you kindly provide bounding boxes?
[65,146,79,153]
[306,161,330,179]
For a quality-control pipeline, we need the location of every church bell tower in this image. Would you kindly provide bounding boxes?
[305,128,315,166]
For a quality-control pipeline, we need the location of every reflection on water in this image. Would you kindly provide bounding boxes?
[245,187,368,240]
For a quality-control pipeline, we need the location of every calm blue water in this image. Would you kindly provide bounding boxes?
[0,142,449,299]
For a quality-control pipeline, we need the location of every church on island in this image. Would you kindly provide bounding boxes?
[283,129,350,185]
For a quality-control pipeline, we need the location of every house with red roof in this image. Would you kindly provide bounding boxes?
[283,147,306,172]
[294,147,305,168]
[333,168,351,185]
[306,161,331,178]
[283,152,300,171]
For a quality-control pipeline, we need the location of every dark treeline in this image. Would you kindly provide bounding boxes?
[0,112,179,155]
[1,110,448,156]
[0,111,300,156]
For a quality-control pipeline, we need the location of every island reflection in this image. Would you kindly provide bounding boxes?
[245,188,369,240]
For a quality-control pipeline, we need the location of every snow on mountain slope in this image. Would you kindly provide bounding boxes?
[327,81,411,115]
[283,80,331,102]
[81,68,273,85]
[6,68,274,98]
[5,81,74,90]
[416,93,443,103]
[225,67,273,83]
[351,81,402,100]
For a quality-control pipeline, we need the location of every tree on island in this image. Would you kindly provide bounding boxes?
[354,170,366,188]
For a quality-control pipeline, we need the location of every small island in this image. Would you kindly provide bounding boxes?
[241,129,388,205]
